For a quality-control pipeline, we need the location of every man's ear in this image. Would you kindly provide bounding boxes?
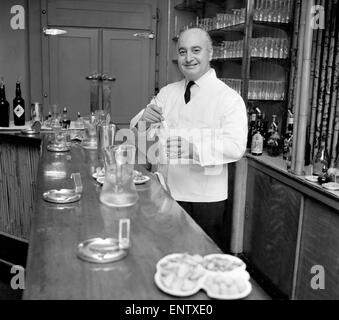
[209,48,213,61]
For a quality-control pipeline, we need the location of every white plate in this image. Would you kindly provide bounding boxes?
[305,175,319,183]
[134,175,150,185]
[322,182,339,191]
[96,177,105,185]
[154,253,251,300]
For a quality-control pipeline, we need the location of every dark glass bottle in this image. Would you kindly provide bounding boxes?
[247,107,257,149]
[283,111,293,160]
[266,115,282,157]
[0,79,10,127]
[13,80,25,126]
[313,133,330,183]
[61,107,71,129]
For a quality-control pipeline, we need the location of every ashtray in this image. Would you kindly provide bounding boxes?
[305,175,319,183]
[21,128,40,135]
[322,182,339,191]
[47,144,70,152]
[77,238,128,263]
[43,188,81,203]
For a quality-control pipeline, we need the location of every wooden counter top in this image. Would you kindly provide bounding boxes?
[23,137,269,300]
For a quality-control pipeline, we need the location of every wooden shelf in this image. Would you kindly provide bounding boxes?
[174,1,205,12]
[208,24,245,36]
[253,20,293,32]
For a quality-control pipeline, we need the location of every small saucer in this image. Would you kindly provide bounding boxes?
[133,175,150,185]
[21,128,40,135]
[305,175,319,183]
[322,182,339,191]
[47,144,70,152]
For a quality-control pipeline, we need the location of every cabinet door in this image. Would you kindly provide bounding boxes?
[244,164,301,298]
[295,198,339,300]
[46,28,99,119]
[103,29,155,125]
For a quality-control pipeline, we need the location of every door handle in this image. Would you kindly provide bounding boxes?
[43,27,67,36]
[133,32,155,39]
[85,73,116,82]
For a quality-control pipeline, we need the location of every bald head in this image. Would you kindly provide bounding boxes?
[177,28,213,81]
[177,28,213,52]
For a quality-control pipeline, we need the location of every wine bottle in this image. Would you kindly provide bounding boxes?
[283,111,294,160]
[313,133,330,183]
[0,78,10,127]
[247,106,257,149]
[13,80,25,126]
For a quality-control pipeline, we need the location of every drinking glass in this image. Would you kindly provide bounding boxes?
[82,115,98,150]
[100,144,138,207]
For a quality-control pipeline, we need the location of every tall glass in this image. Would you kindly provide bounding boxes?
[82,115,98,150]
[100,144,138,207]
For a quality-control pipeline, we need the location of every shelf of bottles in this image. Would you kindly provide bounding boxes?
[221,78,285,101]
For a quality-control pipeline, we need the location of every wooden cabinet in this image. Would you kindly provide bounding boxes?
[41,0,157,125]
[244,159,301,298]
[243,156,339,299]
[295,198,339,300]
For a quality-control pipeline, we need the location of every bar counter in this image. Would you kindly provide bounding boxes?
[12,133,270,300]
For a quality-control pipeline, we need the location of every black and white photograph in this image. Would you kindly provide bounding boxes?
[0,0,338,306]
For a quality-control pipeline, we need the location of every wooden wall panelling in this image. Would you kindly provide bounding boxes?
[47,0,154,30]
[295,198,339,300]
[244,164,301,297]
[0,141,40,239]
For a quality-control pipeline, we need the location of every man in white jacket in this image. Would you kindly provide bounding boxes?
[130,27,247,247]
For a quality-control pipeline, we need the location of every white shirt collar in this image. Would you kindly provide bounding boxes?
[185,68,216,89]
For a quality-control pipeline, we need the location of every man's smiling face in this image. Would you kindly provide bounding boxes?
[177,28,213,81]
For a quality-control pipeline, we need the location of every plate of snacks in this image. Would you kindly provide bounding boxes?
[155,253,205,297]
[154,253,251,299]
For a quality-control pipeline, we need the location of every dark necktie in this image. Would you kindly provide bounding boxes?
[184,81,195,104]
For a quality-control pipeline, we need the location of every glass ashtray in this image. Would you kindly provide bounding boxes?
[47,144,70,152]
[43,189,81,203]
[77,238,128,263]
[21,128,40,135]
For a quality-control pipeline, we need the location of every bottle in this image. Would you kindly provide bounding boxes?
[313,133,330,183]
[251,116,264,156]
[283,111,294,160]
[61,107,70,129]
[0,78,10,127]
[247,106,257,149]
[267,115,282,157]
[13,80,25,126]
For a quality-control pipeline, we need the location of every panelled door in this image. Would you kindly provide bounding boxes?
[42,0,157,125]
[47,28,99,120]
[102,29,155,124]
